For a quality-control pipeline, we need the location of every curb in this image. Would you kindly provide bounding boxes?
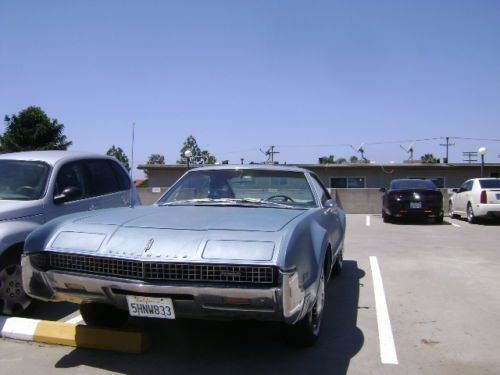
[0,316,150,353]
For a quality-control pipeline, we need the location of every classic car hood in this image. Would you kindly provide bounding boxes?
[0,200,42,222]
[74,205,305,232]
[41,206,303,262]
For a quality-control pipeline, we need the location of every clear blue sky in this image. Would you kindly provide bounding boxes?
[1,0,499,177]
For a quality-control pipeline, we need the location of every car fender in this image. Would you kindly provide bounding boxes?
[279,210,330,312]
[0,216,44,256]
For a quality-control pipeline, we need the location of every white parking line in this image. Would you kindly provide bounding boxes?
[451,222,461,228]
[366,215,371,226]
[369,256,399,365]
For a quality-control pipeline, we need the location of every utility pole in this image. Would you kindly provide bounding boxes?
[439,137,455,163]
[260,145,280,164]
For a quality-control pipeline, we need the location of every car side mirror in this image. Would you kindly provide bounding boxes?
[452,188,459,193]
[54,186,82,204]
[325,199,337,209]
[379,187,387,193]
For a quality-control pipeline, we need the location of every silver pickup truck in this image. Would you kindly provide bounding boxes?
[0,150,140,315]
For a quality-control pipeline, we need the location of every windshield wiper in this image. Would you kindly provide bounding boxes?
[160,197,296,209]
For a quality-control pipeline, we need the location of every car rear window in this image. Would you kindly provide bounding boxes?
[479,179,500,189]
[390,179,437,190]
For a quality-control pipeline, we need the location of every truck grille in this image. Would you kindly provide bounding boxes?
[35,252,276,286]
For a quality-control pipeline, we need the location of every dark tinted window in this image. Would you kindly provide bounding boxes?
[390,179,437,190]
[55,161,87,199]
[109,160,131,190]
[479,179,500,189]
[85,159,119,196]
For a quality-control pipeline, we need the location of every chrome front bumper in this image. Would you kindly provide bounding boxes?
[22,255,310,324]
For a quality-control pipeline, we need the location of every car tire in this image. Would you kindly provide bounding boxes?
[467,203,478,224]
[382,210,391,223]
[80,303,129,328]
[283,269,325,347]
[0,250,32,315]
[332,248,343,276]
[435,215,444,224]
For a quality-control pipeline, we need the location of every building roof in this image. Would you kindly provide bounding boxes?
[138,162,500,171]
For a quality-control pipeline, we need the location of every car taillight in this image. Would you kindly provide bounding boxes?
[480,190,487,204]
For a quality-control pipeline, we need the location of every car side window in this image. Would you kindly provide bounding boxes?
[310,174,331,206]
[84,159,120,197]
[465,181,473,191]
[108,160,131,191]
[54,161,87,200]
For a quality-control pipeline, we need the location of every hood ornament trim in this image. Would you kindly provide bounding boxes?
[144,238,155,253]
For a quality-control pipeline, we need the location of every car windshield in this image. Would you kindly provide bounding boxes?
[479,179,500,189]
[390,179,437,190]
[159,169,317,208]
[0,160,50,201]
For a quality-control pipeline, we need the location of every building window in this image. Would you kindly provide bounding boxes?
[330,177,366,189]
[407,176,445,188]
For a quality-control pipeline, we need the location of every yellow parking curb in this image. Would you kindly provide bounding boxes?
[0,316,150,353]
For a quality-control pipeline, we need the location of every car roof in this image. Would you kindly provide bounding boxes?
[186,164,312,173]
[0,150,114,166]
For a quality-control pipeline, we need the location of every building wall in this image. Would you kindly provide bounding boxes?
[308,165,500,188]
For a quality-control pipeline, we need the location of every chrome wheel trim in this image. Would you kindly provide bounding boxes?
[0,263,31,315]
[310,271,325,336]
[467,204,474,222]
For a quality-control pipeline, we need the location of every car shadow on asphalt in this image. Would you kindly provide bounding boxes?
[54,261,365,375]
[388,218,452,226]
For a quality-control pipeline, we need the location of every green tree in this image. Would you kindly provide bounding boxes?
[177,135,216,165]
[420,153,440,163]
[147,153,165,165]
[0,106,72,152]
[336,157,347,164]
[350,155,359,163]
[319,155,335,164]
[106,145,130,171]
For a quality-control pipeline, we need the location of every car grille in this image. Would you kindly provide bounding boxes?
[34,252,276,286]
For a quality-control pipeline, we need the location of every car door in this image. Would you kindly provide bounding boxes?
[44,160,94,222]
[83,159,133,210]
[455,180,472,214]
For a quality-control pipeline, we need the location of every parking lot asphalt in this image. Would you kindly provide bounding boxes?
[1,215,499,375]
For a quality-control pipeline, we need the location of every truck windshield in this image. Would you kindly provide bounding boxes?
[0,160,50,200]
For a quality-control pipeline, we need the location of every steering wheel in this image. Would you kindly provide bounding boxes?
[266,194,295,203]
[16,186,36,195]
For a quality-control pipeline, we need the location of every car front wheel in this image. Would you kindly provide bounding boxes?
[0,251,32,315]
[283,269,325,347]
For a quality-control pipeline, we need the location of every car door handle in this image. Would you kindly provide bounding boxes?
[89,204,96,211]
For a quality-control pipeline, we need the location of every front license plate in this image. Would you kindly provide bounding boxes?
[126,296,175,319]
[410,202,422,209]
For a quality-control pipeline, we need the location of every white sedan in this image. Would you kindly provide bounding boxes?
[449,178,500,223]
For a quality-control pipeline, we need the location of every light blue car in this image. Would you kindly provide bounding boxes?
[22,165,345,346]
[0,151,139,315]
